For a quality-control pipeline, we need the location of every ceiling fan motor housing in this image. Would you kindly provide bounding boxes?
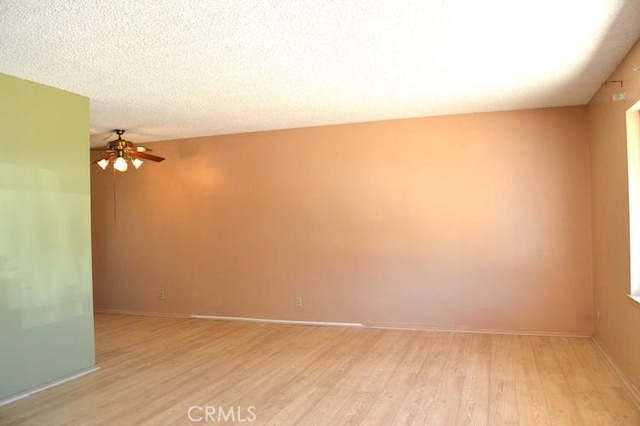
[107,139,133,151]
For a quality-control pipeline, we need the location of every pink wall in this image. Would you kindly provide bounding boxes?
[91,106,593,334]
[589,37,640,395]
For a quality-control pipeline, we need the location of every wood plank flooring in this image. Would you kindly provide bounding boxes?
[1,313,639,425]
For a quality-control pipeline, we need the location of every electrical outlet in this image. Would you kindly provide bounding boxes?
[158,289,165,300]
[295,296,303,307]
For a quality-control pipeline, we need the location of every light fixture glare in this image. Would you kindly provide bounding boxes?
[113,156,128,172]
[132,158,143,169]
[97,159,109,170]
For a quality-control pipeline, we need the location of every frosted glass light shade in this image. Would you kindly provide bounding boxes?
[113,156,128,172]
[97,158,109,169]
[132,158,143,169]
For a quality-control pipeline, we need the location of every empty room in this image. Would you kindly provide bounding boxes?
[2,1,640,425]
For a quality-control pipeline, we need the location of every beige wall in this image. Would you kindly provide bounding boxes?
[92,106,592,334]
[589,38,640,394]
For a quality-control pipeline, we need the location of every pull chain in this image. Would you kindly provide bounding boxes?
[112,166,117,228]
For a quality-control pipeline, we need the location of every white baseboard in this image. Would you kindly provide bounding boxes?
[592,337,640,410]
[0,366,100,407]
[98,309,362,327]
[94,308,190,318]
[95,309,589,337]
[364,323,592,338]
[191,314,363,328]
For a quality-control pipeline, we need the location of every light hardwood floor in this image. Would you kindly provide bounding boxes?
[1,313,639,425]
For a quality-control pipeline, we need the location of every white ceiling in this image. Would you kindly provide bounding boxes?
[1,1,640,146]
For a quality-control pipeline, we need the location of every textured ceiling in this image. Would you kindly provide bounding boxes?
[1,1,640,146]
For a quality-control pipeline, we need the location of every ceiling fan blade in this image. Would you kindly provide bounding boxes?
[90,147,108,151]
[131,151,165,162]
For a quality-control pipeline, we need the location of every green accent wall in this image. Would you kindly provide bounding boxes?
[0,74,95,400]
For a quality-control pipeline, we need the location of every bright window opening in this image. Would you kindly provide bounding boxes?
[626,100,640,304]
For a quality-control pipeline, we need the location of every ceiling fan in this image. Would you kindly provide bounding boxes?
[91,129,165,172]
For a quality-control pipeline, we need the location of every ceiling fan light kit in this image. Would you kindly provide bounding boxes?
[92,129,165,172]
